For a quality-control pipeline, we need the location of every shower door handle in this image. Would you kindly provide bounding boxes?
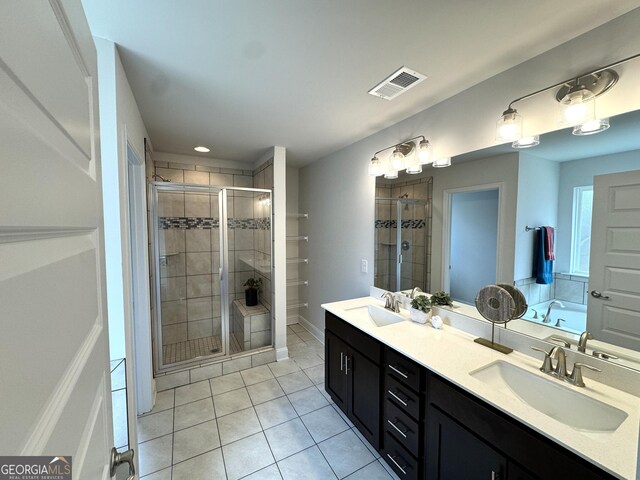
[219,267,223,281]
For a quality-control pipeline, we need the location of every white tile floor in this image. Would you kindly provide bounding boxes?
[138,324,400,479]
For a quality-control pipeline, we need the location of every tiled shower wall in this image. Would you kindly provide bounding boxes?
[375,176,433,293]
[253,159,274,312]
[151,158,273,359]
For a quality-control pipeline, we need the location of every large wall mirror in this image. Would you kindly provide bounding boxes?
[374,109,640,372]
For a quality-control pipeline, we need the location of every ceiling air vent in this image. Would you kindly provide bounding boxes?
[368,66,427,100]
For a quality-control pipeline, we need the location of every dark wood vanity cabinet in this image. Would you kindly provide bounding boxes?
[325,312,616,480]
[381,348,424,480]
[325,312,382,448]
[426,375,616,480]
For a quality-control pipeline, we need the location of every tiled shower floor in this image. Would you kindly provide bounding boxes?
[138,324,400,480]
[162,334,243,364]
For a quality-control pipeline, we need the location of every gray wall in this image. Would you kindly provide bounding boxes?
[515,154,560,281]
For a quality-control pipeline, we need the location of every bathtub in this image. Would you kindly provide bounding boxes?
[521,300,586,335]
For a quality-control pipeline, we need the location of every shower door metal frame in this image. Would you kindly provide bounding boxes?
[150,182,273,374]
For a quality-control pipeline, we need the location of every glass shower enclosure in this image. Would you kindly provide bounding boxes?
[150,182,272,373]
[375,197,430,292]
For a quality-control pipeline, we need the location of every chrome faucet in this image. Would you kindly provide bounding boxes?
[381,292,400,313]
[549,346,568,379]
[531,345,601,387]
[577,331,593,353]
[542,300,565,323]
[409,287,422,299]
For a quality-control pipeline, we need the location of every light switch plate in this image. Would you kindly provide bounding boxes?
[361,259,368,273]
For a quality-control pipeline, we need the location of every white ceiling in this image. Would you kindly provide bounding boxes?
[81,0,640,166]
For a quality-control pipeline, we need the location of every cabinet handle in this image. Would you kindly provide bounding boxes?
[387,418,408,438]
[387,389,408,407]
[491,471,501,480]
[340,352,344,372]
[386,453,408,475]
[388,364,409,379]
[344,356,350,375]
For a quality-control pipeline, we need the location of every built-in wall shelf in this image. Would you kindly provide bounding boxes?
[287,302,308,309]
[287,235,308,242]
[287,213,308,315]
[287,258,308,264]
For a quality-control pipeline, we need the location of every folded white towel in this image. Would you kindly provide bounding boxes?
[430,315,443,329]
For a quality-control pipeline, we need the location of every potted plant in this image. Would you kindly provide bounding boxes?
[244,277,262,306]
[410,294,431,324]
[429,291,453,308]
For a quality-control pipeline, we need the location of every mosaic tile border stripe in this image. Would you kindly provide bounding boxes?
[160,217,271,230]
[375,219,426,229]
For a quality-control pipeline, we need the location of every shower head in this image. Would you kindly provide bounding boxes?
[152,173,169,182]
[399,193,409,198]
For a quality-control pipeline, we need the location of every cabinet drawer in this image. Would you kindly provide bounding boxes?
[326,312,381,363]
[385,348,421,392]
[382,431,420,480]
[384,375,420,420]
[384,398,420,455]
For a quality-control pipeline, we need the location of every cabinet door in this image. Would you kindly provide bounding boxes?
[325,331,348,411]
[348,348,381,449]
[508,462,539,480]
[427,407,506,480]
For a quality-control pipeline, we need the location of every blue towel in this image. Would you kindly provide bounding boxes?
[533,227,553,284]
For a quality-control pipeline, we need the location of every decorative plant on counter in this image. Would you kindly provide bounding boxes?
[409,294,431,324]
[429,291,453,307]
[244,277,263,307]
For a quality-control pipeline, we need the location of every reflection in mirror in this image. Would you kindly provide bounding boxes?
[446,109,640,371]
[374,174,432,293]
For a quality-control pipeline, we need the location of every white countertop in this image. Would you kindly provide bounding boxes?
[322,296,640,480]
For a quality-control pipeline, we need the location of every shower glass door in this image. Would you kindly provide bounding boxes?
[375,197,430,293]
[151,183,272,374]
[154,184,225,371]
[399,199,429,292]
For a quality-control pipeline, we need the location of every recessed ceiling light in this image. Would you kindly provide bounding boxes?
[194,146,210,153]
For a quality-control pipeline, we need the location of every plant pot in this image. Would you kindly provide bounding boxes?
[245,288,258,306]
[410,307,430,324]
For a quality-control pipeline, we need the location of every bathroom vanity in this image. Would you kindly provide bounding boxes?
[323,296,640,480]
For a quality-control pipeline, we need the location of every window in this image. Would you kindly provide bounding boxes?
[570,186,593,276]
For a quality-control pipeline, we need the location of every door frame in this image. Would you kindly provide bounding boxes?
[442,182,504,294]
[123,136,153,419]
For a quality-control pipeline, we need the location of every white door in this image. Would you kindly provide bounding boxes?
[0,1,123,479]
[587,170,640,351]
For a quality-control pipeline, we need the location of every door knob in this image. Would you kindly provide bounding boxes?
[110,447,135,480]
[590,290,610,300]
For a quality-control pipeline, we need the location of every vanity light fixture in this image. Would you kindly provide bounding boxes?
[495,52,640,149]
[194,145,210,153]
[573,118,610,136]
[432,157,451,168]
[496,108,523,142]
[512,135,540,149]
[368,156,384,176]
[368,135,447,177]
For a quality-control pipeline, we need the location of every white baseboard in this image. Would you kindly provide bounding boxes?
[297,314,324,344]
[276,347,289,361]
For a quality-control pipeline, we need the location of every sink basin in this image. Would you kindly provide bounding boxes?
[470,361,628,432]
[367,304,406,327]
